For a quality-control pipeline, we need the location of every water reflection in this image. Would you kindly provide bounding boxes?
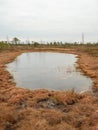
[6,52,93,92]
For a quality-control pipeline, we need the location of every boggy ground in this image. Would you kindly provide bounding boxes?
[0,48,98,130]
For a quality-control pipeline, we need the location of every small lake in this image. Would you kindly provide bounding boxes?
[6,52,93,92]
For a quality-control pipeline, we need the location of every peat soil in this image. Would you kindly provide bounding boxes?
[0,48,98,130]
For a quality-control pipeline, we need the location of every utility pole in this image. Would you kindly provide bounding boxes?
[82,33,84,44]
[7,36,9,44]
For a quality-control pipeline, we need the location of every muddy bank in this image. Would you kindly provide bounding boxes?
[0,48,98,130]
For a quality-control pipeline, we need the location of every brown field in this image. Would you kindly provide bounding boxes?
[0,47,98,130]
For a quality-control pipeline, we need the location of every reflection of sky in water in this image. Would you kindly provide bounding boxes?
[6,52,93,92]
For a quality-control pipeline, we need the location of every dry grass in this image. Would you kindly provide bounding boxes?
[0,48,98,130]
[0,89,98,130]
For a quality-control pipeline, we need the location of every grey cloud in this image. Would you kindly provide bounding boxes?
[0,0,98,42]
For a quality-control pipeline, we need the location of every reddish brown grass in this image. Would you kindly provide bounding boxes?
[0,48,98,130]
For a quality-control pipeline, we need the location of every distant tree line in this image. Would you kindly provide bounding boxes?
[0,37,98,51]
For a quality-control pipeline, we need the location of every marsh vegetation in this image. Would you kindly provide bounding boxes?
[0,39,98,130]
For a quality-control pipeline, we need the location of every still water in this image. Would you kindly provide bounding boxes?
[6,52,93,92]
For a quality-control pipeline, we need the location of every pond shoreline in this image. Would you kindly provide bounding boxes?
[0,48,97,92]
[0,48,98,130]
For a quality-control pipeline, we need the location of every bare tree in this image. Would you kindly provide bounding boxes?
[12,37,20,44]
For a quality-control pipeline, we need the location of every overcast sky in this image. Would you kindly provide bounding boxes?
[0,0,98,42]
